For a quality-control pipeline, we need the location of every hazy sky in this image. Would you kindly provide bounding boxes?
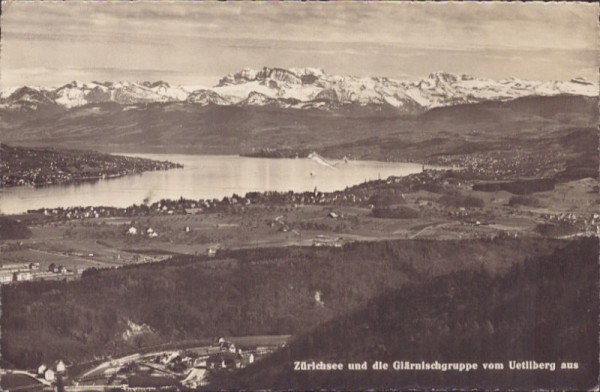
[1,1,598,87]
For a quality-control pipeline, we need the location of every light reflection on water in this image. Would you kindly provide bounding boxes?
[1,154,431,214]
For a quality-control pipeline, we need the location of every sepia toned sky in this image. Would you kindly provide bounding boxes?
[1,1,598,87]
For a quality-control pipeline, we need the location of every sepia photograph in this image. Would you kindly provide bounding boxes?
[0,1,598,390]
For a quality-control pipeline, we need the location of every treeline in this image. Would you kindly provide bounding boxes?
[207,237,599,391]
[473,179,555,195]
[536,222,582,237]
[509,195,541,208]
[372,206,419,219]
[1,238,565,368]
[0,217,32,240]
[438,193,485,208]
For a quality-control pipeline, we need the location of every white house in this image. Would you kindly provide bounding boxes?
[14,271,33,281]
[44,368,55,382]
[38,364,47,375]
[0,272,13,284]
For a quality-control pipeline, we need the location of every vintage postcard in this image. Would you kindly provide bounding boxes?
[0,1,598,391]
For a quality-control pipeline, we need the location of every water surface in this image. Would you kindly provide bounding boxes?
[1,154,432,214]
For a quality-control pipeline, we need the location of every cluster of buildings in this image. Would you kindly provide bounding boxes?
[431,149,559,179]
[312,234,343,247]
[0,262,78,285]
[26,170,465,226]
[179,339,259,388]
[113,339,267,390]
[127,226,159,238]
[0,262,39,284]
[37,360,66,382]
[541,212,600,236]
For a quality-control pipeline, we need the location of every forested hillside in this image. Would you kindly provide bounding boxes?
[207,237,599,390]
[1,238,562,368]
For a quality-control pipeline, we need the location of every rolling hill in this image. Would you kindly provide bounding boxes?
[1,238,565,368]
[207,237,599,391]
[0,95,596,158]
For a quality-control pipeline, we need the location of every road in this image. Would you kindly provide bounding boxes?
[66,386,106,391]
[79,353,141,380]
[75,334,291,386]
[409,222,454,239]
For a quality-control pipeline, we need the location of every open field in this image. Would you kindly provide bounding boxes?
[2,175,598,275]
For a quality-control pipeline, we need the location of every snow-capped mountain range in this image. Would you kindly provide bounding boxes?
[1,67,597,113]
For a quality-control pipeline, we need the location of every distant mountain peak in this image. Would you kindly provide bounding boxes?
[240,91,273,106]
[217,67,329,87]
[187,89,230,106]
[427,71,459,81]
[1,68,597,113]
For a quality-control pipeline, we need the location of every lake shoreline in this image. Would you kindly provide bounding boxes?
[1,144,184,190]
[1,153,433,215]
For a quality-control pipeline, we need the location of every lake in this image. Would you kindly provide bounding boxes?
[1,154,433,214]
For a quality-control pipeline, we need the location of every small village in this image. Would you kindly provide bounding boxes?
[23,170,480,222]
[23,169,599,238]
[0,337,284,391]
[1,169,597,290]
[428,148,563,179]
